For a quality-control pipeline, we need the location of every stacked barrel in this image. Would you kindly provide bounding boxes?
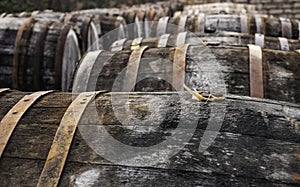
[0,1,300,186]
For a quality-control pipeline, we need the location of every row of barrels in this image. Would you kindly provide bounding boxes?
[1,2,300,187]
[1,2,300,91]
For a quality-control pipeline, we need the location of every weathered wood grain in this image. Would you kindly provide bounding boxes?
[0,91,299,186]
[75,45,300,104]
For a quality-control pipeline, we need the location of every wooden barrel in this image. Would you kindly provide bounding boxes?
[109,32,300,51]
[16,11,100,53]
[0,90,299,186]
[183,2,257,14]
[71,9,128,49]
[73,45,300,104]
[152,14,300,39]
[0,17,81,91]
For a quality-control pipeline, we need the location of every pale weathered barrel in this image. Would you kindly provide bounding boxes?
[109,32,300,51]
[183,2,257,14]
[15,11,100,53]
[72,45,300,104]
[0,17,81,91]
[153,14,300,39]
[0,90,299,186]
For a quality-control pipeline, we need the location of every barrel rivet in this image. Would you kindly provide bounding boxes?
[23,98,30,102]
[80,101,86,104]
[12,111,18,115]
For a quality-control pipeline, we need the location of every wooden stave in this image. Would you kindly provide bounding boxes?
[73,45,300,104]
[0,91,299,185]
[0,17,81,91]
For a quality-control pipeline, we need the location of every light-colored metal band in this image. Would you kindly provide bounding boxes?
[157,34,170,48]
[176,32,188,46]
[295,50,300,54]
[248,44,264,98]
[31,11,39,17]
[37,91,108,187]
[111,38,127,51]
[0,90,54,158]
[298,21,300,40]
[255,15,262,33]
[255,33,265,48]
[280,18,292,38]
[122,46,148,91]
[278,37,290,51]
[157,17,169,36]
[173,11,181,18]
[72,50,103,92]
[178,15,187,33]
[131,37,143,50]
[196,13,205,33]
[0,88,10,94]
[172,44,189,91]
[240,14,249,33]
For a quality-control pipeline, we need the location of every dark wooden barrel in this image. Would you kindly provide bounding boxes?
[72,45,300,104]
[152,14,300,39]
[109,32,300,51]
[0,90,299,186]
[0,17,81,91]
[15,11,100,53]
[183,2,257,14]
[71,10,128,49]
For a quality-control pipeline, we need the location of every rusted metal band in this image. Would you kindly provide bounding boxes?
[196,13,205,33]
[0,91,54,158]
[172,44,189,91]
[122,46,148,91]
[131,37,143,50]
[111,38,127,51]
[240,14,249,33]
[13,17,35,89]
[0,88,10,94]
[176,32,187,46]
[72,50,103,92]
[37,91,108,187]
[255,33,265,48]
[280,18,292,39]
[157,34,170,48]
[248,44,264,98]
[178,15,187,33]
[278,37,290,51]
[157,17,169,36]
